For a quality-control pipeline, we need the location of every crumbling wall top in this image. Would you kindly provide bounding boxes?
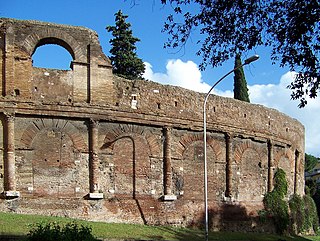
[0,17,111,66]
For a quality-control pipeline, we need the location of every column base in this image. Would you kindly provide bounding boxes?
[162,194,177,201]
[89,192,104,199]
[223,196,235,203]
[3,191,20,198]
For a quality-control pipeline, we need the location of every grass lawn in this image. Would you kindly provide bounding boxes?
[0,212,319,241]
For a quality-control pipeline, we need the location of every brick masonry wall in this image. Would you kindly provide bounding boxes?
[0,18,305,232]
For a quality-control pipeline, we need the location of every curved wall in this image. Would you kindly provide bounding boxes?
[0,18,304,231]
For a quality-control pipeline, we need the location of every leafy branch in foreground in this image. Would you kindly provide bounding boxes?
[160,0,320,107]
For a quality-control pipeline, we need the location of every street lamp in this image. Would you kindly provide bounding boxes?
[203,55,259,241]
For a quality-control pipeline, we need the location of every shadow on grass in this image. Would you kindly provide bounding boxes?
[142,202,314,241]
[0,234,27,241]
[145,226,313,241]
[148,225,204,241]
[0,229,314,241]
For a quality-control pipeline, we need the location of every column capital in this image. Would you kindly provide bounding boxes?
[163,126,172,132]
[225,132,233,140]
[89,118,99,128]
[4,112,15,122]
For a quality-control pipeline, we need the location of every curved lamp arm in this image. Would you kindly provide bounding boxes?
[203,55,259,241]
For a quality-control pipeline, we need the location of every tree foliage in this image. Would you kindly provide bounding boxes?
[234,53,250,102]
[313,189,320,224]
[305,153,319,172]
[106,10,145,80]
[160,0,320,107]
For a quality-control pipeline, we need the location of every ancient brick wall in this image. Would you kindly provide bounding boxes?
[0,18,305,231]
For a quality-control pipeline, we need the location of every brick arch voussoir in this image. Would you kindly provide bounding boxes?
[102,124,153,156]
[207,138,223,161]
[22,28,86,62]
[234,140,261,164]
[20,119,87,152]
[145,133,161,157]
[274,148,293,169]
[177,133,222,160]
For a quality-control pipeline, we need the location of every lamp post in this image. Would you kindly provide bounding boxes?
[203,55,259,241]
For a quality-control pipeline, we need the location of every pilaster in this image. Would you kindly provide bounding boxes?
[225,132,233,198]
[294,149,300,194]
[3,113,20,198]
[88,119,103,199]
[163,127,176,201]
[267,139,274,192]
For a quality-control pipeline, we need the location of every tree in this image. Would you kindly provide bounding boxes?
[160,0,320,107]
[234,53,250,102]
[305,153,319,172]
[106,10,145,80]
[304,153,320,223]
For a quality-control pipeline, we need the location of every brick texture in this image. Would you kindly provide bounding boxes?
[0,18,305,232]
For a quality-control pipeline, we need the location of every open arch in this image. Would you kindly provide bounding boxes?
[33,37,75,60]
[22,29,86,62]
[32,41,73,70]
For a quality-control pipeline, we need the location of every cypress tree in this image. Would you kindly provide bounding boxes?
[106,10,145,80]
[233,53,250,102]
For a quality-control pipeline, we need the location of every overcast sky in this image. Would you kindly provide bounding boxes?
[2,0,320,157]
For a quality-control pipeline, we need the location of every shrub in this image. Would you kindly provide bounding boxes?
[288,193,319,234]
[27,221,97,241]
[264,191,289,234]
[263,168,289,234]
[304,194,319,233]
[263,168,320,235]
[289,194,305,233]
[273,168,287,198]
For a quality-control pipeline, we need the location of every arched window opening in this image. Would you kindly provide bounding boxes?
[32,44,73,70]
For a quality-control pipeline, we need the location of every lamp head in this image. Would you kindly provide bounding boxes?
[244,55,259,65]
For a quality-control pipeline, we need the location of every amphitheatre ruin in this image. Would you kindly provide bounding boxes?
[0,18,305,231]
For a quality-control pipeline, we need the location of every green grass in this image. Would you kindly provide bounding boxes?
[0,212,319,240]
